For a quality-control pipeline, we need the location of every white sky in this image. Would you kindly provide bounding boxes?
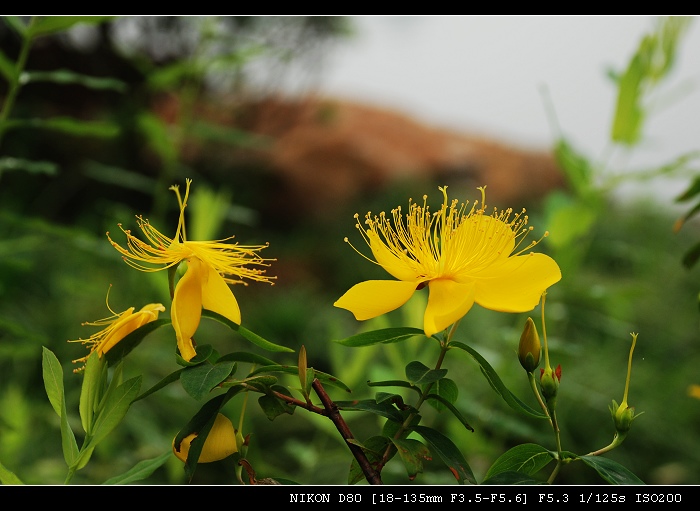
[309,16,700,204]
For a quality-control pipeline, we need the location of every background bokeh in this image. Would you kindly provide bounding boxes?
[1,16,699,485]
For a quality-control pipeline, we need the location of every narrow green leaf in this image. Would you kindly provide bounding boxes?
[450,342,547,419]
[41,347,63,417]
[201,310,294,352]
[484,443,554,480]
[676,174,700,202]
[367,379,422,396]
[248,364,351,392]
[334,327,425,347]
[102,451,171,485]
[79,351,104,435]
[0,459,24,484]
[335,399,404,423]
[133,369,184,403]
[60,388,79,467]
[578,455,645,485]
[424,393,473,432]
[390,437,430,480]
[405,360,447,385]
[181,359,236,401]
[412,425,476,484]
[24,69,127,92]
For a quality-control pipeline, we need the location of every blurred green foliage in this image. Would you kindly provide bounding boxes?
[0,16,699,485]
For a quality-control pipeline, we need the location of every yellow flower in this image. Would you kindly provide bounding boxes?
[108,179,275,361]
[334,186,561,337]
[69,288,165,368]
[173,413,238,463]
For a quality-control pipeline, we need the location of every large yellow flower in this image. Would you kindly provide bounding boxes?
[69,289,165,368]
[334,186,561,337]
[108,179,275,361]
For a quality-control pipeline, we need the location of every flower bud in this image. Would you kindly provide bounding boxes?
[609,400,637,434]
[173,413,238,463]
[539,364,561,402]
[518,317,541,373]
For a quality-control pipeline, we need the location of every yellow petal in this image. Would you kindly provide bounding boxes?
[334,280,418,320]
[97,303,165,356]
[172,259,204,361]
[173,413,238,463]
[473,253,561,312]
[200,263,242,325]
[369,232,422,281]
[424,279,476,337]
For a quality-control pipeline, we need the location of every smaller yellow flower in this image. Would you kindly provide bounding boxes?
[69,288,165,369]
[173,413,238,463]
[688,384,700,400]
[108,179,275,361]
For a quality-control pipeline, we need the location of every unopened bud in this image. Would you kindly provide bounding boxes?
[518,317,541,373]
[540,364,562,403]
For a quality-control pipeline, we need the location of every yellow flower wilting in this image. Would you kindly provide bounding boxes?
[334,186,562,337]
[69,288,165,370]
[173,413,238,463]
[107,179,275,361]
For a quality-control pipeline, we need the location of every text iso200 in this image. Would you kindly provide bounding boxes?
[635,494,682,503]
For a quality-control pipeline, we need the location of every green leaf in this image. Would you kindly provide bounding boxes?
[484,443,554,480]
[0,156,58,175]
[405,360,447,385]
[42,347,80,466]
[222,374,278,392]
[248,364,351,392]
[368,379,422,397]
[450,342,547,419]
[28,16,115,38]
[0,459,24,484]
[79,351,105,435]
[103,318,170,366]
[4,117,120,138]
[424,393,473,432]
[258,387,296,420]
[426,377,458,411]
[553,139,594,197]
[390,438,430,480]
[334,327,425,347]
[181,359,236,400]
[578,455,645,485]
[102,452,171,485]
[482,471,549,485]
[24,70,127,92]
[335,399,405,423]
[42,347,64,417]
[134,369,184,403]
[412,425,476,484]
[201,310,294,352]
[81,376,141,464]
